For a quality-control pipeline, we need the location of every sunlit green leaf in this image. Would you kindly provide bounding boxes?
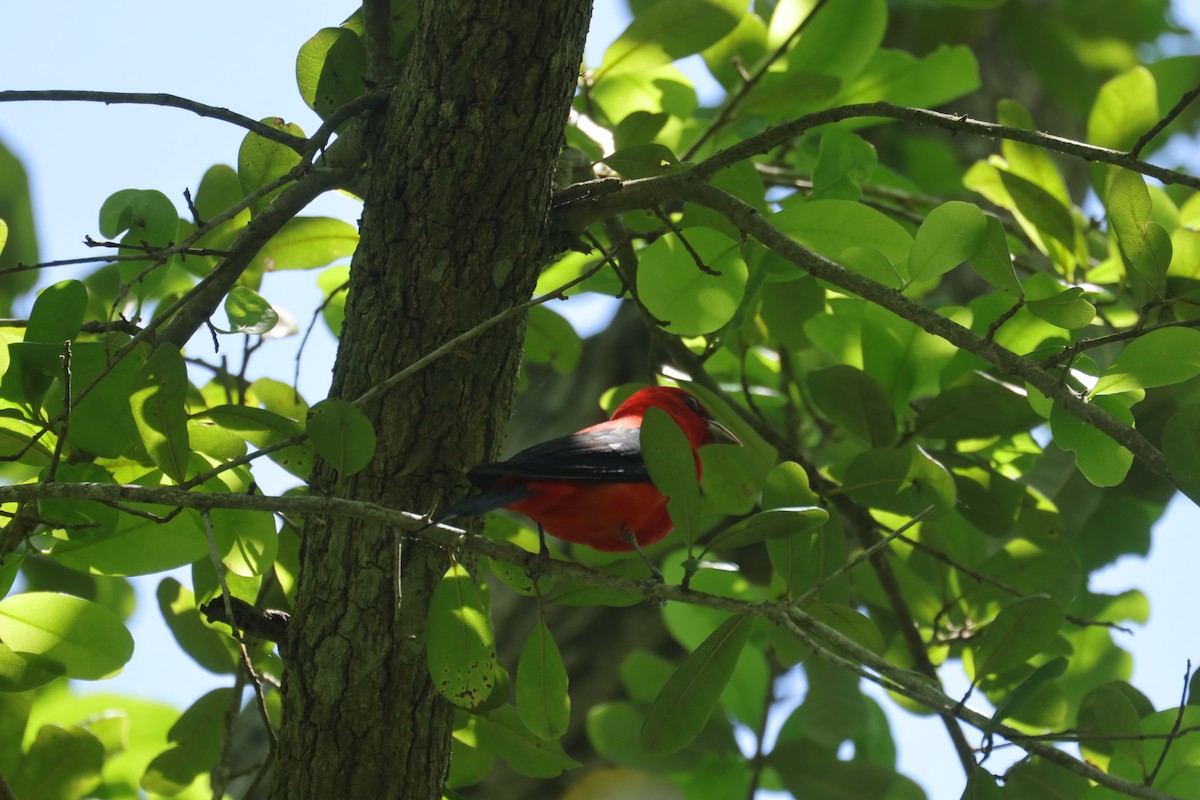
[427,563,498,709]
[969,216,1021,296]
[810,127,877,202]
[1050,396,1134,487]
[597,0,743,78]
[907,201,988,285]
[1087,66,1159,152]
[156,578,237,674]
[223,286,279,334]
[24,279,87,344]
[238,118,305,215]
[129,343,191,483]
[10,724,103,800]
[1092,328,1200,396]
[637,228,748,335]
[1025,287,1095,329]
[0,592,134,680]
[250,215,359,271]
[296,27,367,120]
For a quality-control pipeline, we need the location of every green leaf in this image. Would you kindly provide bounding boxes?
[835,45,980,110]
[803,601,884,655]
[780,0,885,87]
[516,620,570,741]
[524,306,581,374]
[597,0,744,79]
[55,340,146,460]
[907,201,988,285]
[472,705,580,778]
[970,595,1065,680]
[600,143,681,179]
[0,642,64,692]
[1092,328,1200,396]
[762,461,819,509]
[156,578,237,674]
[701,11,767,90]
[772,199,912,280]
[1050,395,1134,487]
[0,218,7,257]
[807,365,897,446]
[998,170,1077,252]
[129,343,191,483]
[770,738,925,800]
[1080,685,1146,775]
[970,216,1022,296]
[296,27,367,120]
[42,498,207,576]
[1087,66,1159,152]
[736,71,841,120]
[197,465,278,578]
[223,286,279,334]
[427,563,498,709]
[317,265,351,336]
[640,405,700,546]
[10,724,103,800]
[811,128,877,201]
[37,462,119,536]
[250,215,359,271]
[0,592,134,680]
[637,228,748,335]
[197,404,314,480]
[100,189,180,299]
[841,445,957,514]
[641,614,753,755]
[1164,405,1200,505]
[25,279,87,344]
[1108,169,1172,292]
[707,506,829,550]
[238,118,305,215]
[1025,287,1095,329]
[141,688,232,795]
[914,373,1042,441]
[982,657,1070,745]
[307,398,376,477]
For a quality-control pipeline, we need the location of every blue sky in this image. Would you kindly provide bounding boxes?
[2,3,1199,799]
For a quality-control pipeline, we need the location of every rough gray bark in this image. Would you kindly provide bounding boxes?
[272,3,592,798]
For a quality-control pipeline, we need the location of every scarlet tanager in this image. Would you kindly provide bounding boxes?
[437,386,739,576]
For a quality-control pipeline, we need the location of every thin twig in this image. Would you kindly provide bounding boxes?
[46,341,71,482]
[1146,660,1193,787]
[681,0,833,160]
[794,506,934,607]
[1130,83,1200,158]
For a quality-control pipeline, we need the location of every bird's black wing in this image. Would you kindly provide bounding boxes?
[468,427,648,487]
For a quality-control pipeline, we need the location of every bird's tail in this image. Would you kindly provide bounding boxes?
[431,485,535,525]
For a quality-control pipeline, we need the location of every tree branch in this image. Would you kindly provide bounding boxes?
[690,102,1200,190]
[0,90,309,152]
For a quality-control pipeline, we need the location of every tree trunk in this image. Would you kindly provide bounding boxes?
[272,3,592,798]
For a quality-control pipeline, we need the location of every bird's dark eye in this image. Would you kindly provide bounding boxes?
[683,394,701,413]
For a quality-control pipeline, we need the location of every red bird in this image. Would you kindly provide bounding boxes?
[438,386,739,574]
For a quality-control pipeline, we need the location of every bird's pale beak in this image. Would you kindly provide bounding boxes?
[707,418,741,446]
